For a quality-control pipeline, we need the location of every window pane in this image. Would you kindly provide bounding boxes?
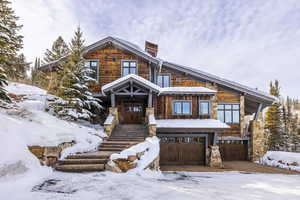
[232,104,240,110]
[130,67,136,75]
[123,62,129,67]
[200,102,209,115]
[163,75,170,87]
[218,110,224,122]
[182,102,191,114]
[225,110,232,123]
[157,75,163,87]
[91,61,98,67]
[218,104,224,110]
[84,61,90,68]
[225,105,232,110]
[123,67,129,76]
[130,61,136,67]
[174,102,182,114]
[232,110,240,123]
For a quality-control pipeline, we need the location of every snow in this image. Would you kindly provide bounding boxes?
[110,136,160,173]
[258,151,300,172]
[160,87,216,94]
[156,119,230,129]
[1,171,300,200]
[2,82,106,152]
[148,114,156,125]
[104,114,114,125]
[102,74,161,93]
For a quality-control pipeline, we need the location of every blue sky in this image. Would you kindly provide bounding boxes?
[12,0,300,98]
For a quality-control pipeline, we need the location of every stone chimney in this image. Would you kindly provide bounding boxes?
[145,41,158,57]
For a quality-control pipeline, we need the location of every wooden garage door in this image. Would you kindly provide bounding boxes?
[159,136,206,165]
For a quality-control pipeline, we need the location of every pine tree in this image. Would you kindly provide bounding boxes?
[0,66,10,102]
[44,36,69,63]
[31,57,45,86]
[0,0,23,73]
[48,26,102,122]
[265,80,283,150]
[9,53,30,81]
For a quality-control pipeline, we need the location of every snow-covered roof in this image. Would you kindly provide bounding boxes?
[39,36,275,104]
[160,87,216,95]
[102,74,161,93]
[156,119,230,129]
[102,74,217,95]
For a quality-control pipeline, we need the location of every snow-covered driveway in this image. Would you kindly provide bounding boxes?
[2,171,300,200]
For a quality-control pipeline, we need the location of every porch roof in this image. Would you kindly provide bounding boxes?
[102,74,161,94]
[156,119,230,129]
[102,74,217,95]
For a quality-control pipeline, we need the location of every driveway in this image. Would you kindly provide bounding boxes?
[160,161,300,174]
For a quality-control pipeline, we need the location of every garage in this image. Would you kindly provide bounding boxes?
[158,135,206,165]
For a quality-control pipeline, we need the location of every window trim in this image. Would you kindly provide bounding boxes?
[199,100,211,116]
[156,73,171,88]
[84,59,99,82]
[121,59,138,77]
[217,103,240,124]
[172,100,192,115]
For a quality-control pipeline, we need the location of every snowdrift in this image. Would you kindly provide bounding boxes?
[259,151,300,172]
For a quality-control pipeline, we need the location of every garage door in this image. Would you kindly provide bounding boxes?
[159,136,206,165]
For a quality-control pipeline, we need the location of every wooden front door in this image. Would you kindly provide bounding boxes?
[159,136,206,165]
[122,101,145,124]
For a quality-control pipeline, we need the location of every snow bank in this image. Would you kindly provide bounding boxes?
[156,119,230,129]
[110,136,160,173]
[1,82,106,158]
[258,151,300,172]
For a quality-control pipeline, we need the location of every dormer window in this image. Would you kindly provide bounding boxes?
[122,60,137,76]
[84,59,99,81]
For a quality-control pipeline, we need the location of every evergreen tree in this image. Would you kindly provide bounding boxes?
[0,66,10,102]
[10,53,30,81]
[48,26,102,122]
[265,80,283,150]
[44,36,69,63]
[0,0,22,101]
[31,57,45,86]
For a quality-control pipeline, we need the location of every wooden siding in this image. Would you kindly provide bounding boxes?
[84,44,150,93]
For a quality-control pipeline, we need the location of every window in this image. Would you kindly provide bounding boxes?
[173,101,192,115]
[217,104,240,124]
[122,60,137,76]
[157,74,170,87]
[199,100,210,115]
[84,60,99,81]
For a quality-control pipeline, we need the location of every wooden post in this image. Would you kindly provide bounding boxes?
[111,92,116,107]
[148,91,153,107]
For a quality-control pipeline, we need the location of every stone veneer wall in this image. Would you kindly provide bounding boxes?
[104,107,119,137]
[146,107,157,136]
[249,120,267,161]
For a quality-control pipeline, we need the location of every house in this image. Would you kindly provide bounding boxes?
[40,36,276,167]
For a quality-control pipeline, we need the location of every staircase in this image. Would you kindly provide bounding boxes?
[55,124,147,172]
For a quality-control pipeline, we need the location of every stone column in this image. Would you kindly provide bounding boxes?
[146,107,155,116]
[240,95,245,137]
[109,107,119,124]
[211,95,218,119]
[146,107,156,136]
[208,145,223,168]
[249,120,266,161]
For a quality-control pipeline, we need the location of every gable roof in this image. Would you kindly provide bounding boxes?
[102,74,217,95]
[40,36,276,104]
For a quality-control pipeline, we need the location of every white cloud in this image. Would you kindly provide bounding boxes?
[11,0,300,98]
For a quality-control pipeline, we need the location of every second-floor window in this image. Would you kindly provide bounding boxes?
[157,74,170,87]
[122,60,137,76]
[199,100,210,116]
[217,104,240,124]
[84,60,99,81]
[173,100,192,115]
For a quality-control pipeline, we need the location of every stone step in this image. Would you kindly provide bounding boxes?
[101,141,138,145]
[66,154,111,160]
[98,147,124,151]
[100,144,130,148]
[108,139,144,142]
[55,164,105,172]
[58,159,108,165]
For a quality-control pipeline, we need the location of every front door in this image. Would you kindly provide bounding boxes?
[122,101,145,124]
